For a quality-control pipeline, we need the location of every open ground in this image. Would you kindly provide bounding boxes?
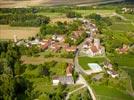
[0,25,39,40]
[21,56,73,65]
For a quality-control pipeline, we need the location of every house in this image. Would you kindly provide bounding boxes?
[90,45,98,54]
[65,46,77,52]
[59,76,74,85]
[88,45,104,56]
[122,8,134,13]
[81,38,105,57]
[52,35,65,42]
[103,61,113,70]
[40,39,51,50]
[94,38,100,49]
[16,40,25,46]
[50,42,61,52]
[71,31,83,40]
[40,39,50,45]
[62,43,70,48]
[116,44,129,54]
[82,37,93,49]
[66,63,73,76]
[29,38,40,45]
[52,63,74,85]
[41,43,49,50]
[52,76,74,85]
[107,70,118,78]
[86,31,91,36]
[52,76,60,85]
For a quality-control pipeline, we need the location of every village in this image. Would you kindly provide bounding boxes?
[0,2,134,100]
[13,18,122,87]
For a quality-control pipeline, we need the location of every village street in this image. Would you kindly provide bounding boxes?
[65,74,96,100]
[71,19,99,100]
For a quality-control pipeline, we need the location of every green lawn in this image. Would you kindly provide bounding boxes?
[92,85,134,100]
[78,57,105,70]
[109,54,134,67]
[36,12,64,18]
[50,62,67,75]
[74,9,115,16]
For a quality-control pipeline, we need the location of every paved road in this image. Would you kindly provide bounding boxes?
[79,74,97,100]
[74,39,97,100]
[112,13,128,21]
[65,85,86,100]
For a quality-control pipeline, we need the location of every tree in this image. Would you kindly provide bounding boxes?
[66,11,81,18]
[42,67,50,76]
[113,63,119,71]
[0,74,15,100]
[66,11,76,18]
[14,61,21,75]
[38,94,49,100]
[73,71,79,82]
[86,13,101,21]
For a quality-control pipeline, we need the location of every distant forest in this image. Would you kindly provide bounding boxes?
[125,0,134,2]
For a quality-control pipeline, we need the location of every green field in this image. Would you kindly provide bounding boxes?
[78,57,105,70]
[109,54,134,67]
[122,68,134,90]
[69,87,91,100]
[92,85,134,100]
[37,12,64,18]
[74,9,115,16]
[121,14,134,22]
[110,22,134,32]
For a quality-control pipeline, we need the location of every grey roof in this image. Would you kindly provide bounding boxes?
[59,76,74,85]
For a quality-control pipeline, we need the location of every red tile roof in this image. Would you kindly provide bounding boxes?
[91,45,98,53]
[72,31,83,39]
[66,64,73,76]
[65,46,77,52]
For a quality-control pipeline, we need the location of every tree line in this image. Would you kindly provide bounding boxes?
[0,14,50,27]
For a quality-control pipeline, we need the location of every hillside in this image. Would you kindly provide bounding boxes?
[0,0,125,8]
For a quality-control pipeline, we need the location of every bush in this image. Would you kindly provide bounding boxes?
[66,11,81,18]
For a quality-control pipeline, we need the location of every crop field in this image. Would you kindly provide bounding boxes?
[21,56,73,65]
[92,85,134,100]
[78,57,105,70]
[0,0,49,8]
[0,25,39,40]
[74,9,115,16]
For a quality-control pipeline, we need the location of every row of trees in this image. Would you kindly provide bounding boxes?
[0,14,50,26]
